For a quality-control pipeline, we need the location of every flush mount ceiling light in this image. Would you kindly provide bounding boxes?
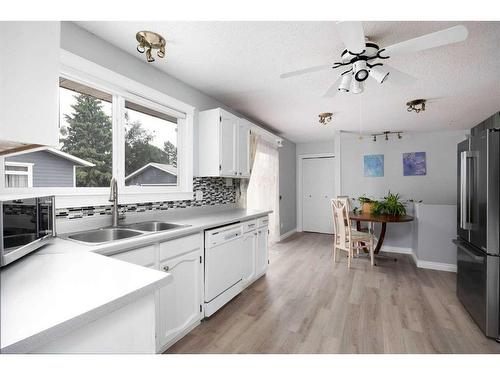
[318,112,333,125]
[280,23,468,97]
[371,131,403,142]
[407,99,426,113]
[136,31,166,63]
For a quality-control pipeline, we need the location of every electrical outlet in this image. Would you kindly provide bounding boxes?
[195,190,203,201]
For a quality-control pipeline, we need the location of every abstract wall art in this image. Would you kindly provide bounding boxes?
[403,152,427,176]
[364,154,384,177]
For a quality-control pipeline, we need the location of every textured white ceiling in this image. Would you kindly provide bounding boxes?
[76,21,500,143]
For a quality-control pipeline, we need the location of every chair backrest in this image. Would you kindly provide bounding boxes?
[331,198,352,249]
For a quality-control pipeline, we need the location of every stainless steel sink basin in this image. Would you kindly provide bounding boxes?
[121,221,189,232]
[67,228,143,244]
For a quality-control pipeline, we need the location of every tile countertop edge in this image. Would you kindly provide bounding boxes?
[72,209,273,257]
[1,271,171,354]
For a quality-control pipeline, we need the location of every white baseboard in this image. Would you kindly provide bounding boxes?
[414,259,457,272]
[380,245,413,254]
[279,228,297,241]
[378,246,457,273]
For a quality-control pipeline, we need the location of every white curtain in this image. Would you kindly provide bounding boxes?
[247,136,280,243]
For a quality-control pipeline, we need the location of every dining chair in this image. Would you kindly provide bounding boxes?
[331,198,375,268]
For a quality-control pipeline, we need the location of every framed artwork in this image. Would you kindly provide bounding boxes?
[403,152,427,176]
[364,154,384,177]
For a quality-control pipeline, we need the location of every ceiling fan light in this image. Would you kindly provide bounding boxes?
[353,60,369,82]
[350,79,363,94]
[338,73,352,92]
[369,65,390,84]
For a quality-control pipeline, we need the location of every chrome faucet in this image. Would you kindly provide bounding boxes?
[109,177,123,227]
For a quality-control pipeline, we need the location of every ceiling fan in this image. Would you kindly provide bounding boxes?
[279,22,468,96]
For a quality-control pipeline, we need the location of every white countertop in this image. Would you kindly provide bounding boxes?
[0,207,270,353]
[62,207,273,256]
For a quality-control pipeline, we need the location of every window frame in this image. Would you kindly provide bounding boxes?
[0,50,195,208]
[4,161,34,188]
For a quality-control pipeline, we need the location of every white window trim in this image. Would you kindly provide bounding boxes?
[1,49,195,208]
[4,161,34,188]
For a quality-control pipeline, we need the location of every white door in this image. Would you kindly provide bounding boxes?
[255,226,269,277]
[301,157,335,234]
[241,231,257,285]
[157,249,203,350]
[237,122,250,177]
[219,112,237,176]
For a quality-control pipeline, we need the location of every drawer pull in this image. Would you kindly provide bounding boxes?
[163,265,170,271]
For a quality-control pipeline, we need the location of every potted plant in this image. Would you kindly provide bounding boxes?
[358,195,377,214]
[372,192,407,216]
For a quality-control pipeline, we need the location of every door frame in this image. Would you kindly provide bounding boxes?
[296,153,337,232]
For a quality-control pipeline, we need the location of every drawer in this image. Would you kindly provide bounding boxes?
[242,219,257,233]
[110,245,156,268]
[257,216,269,228]
[159,233,202,262]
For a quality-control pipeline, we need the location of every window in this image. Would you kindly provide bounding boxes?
[4,162,33,188]
[59,78,113,187]
[1,50,195,206]
[124,101,178,187]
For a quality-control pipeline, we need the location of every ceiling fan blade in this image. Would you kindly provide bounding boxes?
[280,64,332,79]
[382,63,417,86]
[336,21,366,54]
[323,75,342,98]
[382,25,468,57]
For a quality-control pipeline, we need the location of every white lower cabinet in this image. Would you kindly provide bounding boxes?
[255,225,269,278]
[157,247,203,351]
[241,230,257,286]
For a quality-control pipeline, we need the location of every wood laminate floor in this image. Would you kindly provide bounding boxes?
[166,232,500,354]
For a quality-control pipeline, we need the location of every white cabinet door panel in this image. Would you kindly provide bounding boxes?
[237,121,250,177]
[219,113,237,176]
[241,231,257,286]
[157,248,203,350]
[255,226,269,277]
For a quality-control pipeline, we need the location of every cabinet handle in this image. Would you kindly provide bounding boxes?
[163,265,170,271]
[234,172,237,175]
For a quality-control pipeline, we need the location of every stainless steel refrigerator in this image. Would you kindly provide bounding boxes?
[454,112,500,341]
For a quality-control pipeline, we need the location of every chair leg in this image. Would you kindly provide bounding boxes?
[370,237,374,266]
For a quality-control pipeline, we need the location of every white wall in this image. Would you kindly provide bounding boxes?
[296,141,335,156]
[339,130,468,204]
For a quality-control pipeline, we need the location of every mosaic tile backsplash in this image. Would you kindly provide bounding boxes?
[56,177,241,220]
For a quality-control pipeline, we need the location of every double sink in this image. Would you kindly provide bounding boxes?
[64,221,190,245]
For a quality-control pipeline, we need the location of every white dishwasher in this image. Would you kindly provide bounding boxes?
[204,223,244,317]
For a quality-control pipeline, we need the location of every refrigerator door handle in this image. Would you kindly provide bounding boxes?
[460,151,478,230]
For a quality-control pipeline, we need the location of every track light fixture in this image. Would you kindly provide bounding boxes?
[371,131,403,142]
[407,99,426,113]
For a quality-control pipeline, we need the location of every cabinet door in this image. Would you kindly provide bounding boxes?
[237,122,251,177]
[242,231,257,285]
[219,113,237,176]
[0,22,60,146]
[256,226,269,277]
[157,249,203,350]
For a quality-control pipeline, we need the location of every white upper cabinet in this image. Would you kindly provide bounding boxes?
[0,22,60,148]
[198,108,251,178]
[237,120,251,178]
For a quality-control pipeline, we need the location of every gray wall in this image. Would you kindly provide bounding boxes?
[7,151,76,187]
[339,130,468,204]
[126,168,177,186]
[296,141,335,156]
[279,139,296,236]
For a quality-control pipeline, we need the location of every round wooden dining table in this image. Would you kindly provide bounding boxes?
[348,212,414,254]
